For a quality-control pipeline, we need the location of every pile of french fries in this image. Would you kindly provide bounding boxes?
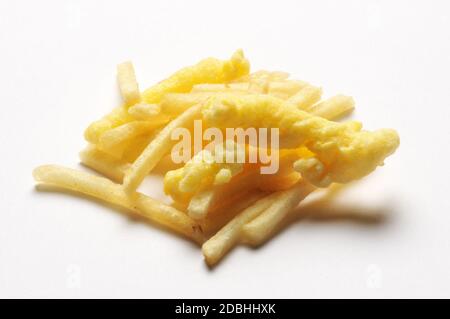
[33,50,399,266]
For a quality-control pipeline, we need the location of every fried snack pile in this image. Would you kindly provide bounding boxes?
[33,50,399,266]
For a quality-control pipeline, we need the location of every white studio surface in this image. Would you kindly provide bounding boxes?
[0,0,449,298]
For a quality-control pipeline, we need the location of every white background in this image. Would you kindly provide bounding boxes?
[1,0,449,298]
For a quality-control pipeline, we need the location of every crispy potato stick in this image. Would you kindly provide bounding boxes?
[308,95,355,120]
[123,103,203,193]
[241,182,315,246]
[191,84,248,93]
[117,61,140,106]
[79,145,130,182]
[202,192,280,265]
[160,93,216,116]
[258,170,301,192]
[201,190,267,237]
[141,49,250,104]
[33,165,203,243]
[187,167,260,219]
[128,103,162,120]
[287,84,322,110]
[248,77,270,94]
[121,133,156,163]
[268,80,308,99]
[84,107,134,144]
[160,92,247,117]
[98,120,168,158]
[236,70,290,82]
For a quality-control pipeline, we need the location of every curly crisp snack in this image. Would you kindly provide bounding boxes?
[33,50,399,266]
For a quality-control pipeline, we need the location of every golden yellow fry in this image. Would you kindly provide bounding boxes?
[309,95,355,120]
[98,120,168,158]
[84,107,134,144]
[160,92,247,117]
[202,192,280,266]
[186,167,260,219]
[187,190,215,220]
[241,182,315,246]
[33,165,204,243]
[200,190,266,237]
[268,80,308,99]
[287,84,322,110]
[160,93,212,116]
[121,133,156,163]
[128,103,162,120]
[117,61,140,106]
[123,103,203,193]
[246,70,290,81]
[79,145,130,182]
[141,49,250,104]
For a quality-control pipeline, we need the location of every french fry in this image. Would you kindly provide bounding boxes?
[267,80,308,99]
[200,190,267,237]
[191,84,247,93]
[84,107,134,144]
[287,84,322,110]
[241,182,315,246]
[33,165,204,243]
[160,93,214,116]
[128,103,162,120]
[247,70,290,81]
[308,95,355,120]
[79,145,130,182]
[117,61,140,106]
[123,103,203,193]
[202,192,280,265]
[98,120,168,158]
[121,133,156,163]
[187,166,261,219]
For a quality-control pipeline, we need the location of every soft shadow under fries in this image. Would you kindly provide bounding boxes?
[244,198,391,250]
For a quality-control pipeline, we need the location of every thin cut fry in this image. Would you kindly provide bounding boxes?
[308,95,355,119]
[84,107,134,144]
[200,190,266,237]
[187,166,260,219]
[241,182,315,246]
[128,103,161,120]
[33,165,204,243]
[117,61,140,106]
[123,103,203,193]
[202,192,280,265]
[79,145,130,182]
[287,84,322,110]
[98,120,168,157]
[268,80,308,99]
